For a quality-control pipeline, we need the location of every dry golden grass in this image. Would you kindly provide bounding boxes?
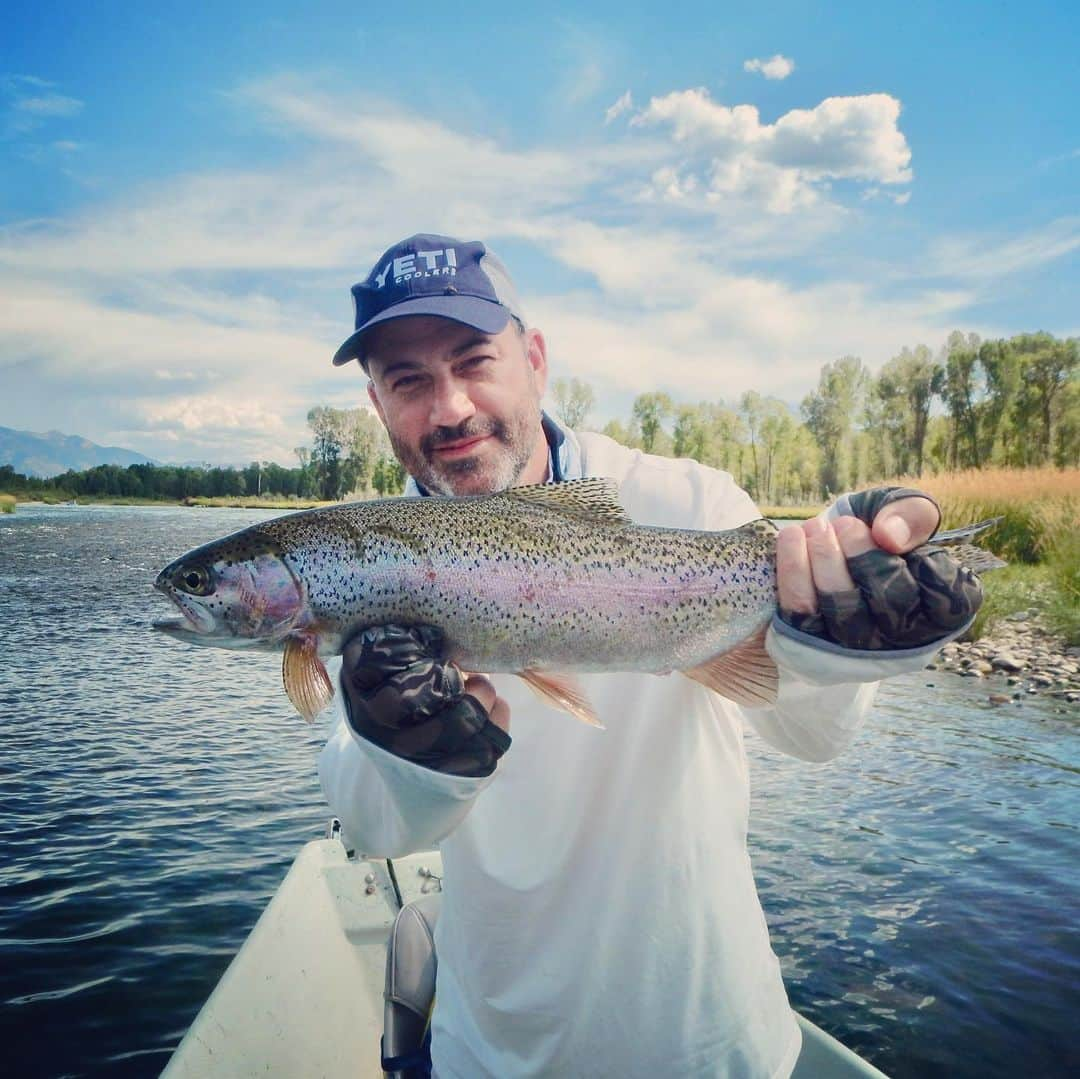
[0,494,15,514]
[881,467,1080,643]
[884,467,1080,563]
[896,466,1080,504]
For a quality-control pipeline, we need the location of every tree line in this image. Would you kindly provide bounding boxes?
[4,331,1075,506]
[555,330,1077,504]
[0,406,407,502]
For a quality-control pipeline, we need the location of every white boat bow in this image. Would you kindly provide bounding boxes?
[163,836,888,1078]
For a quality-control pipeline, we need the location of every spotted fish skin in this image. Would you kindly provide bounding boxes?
[250,482,774,670]
[153,479,780,719]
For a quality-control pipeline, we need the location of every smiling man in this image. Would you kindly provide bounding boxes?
[320,234,981,1078]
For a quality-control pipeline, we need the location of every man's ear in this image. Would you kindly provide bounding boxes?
[525,328,548,396]
[367,379,388,426]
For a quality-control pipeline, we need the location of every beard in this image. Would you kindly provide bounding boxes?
[388,405,543,496]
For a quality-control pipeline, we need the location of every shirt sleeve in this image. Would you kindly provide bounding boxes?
[691,466,939,763]
[318,711,495,857]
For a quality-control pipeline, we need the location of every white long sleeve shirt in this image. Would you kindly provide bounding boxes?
[320,428,937,1078]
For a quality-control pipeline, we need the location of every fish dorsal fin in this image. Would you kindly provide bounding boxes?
[734,517,779,540]
[282,634,334,723]
[358,523,424,562]
[499,478,631,526]
[682,624,778,708]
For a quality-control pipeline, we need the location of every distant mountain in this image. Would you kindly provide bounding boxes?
[0,426,159,478]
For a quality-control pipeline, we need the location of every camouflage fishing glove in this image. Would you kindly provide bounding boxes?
[340,624,511,778]
[780,486,984,651]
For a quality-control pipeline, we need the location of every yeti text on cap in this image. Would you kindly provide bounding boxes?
[373,247,459,288]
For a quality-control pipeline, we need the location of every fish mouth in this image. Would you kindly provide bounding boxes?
[153,585,217,635]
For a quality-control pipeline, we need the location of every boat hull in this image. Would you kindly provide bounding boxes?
[163,839,889,1078]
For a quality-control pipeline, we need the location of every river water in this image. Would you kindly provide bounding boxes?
[0,504,1076,1078]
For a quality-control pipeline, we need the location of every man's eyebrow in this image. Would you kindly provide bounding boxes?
[371,334,495,379]
[450,333,495,357]
[373,357,420,379]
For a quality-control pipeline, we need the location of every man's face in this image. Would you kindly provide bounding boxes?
[364,315,549,497]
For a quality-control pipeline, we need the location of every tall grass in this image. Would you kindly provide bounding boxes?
[896,467,1080,564]
[1044,529,1080,645]
[890,467,1080,645]
[0,494,14,514]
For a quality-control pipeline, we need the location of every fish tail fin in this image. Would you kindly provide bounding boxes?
[931,518,1008,573]
[682,624,779,708]
[518,669,604,728]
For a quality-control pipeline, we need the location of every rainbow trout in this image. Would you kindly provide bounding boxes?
[152,479,996,725]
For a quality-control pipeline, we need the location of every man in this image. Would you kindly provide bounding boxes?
[319,234,981,1077]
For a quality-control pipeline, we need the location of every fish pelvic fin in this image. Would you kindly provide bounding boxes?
[682,624,779,708]
[282,634,334,723]
[518,669,604,728]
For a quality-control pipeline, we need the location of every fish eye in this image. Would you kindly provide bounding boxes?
[175,563,215,596]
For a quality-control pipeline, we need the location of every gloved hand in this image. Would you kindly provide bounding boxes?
[777,486,983,650]
[340,624,511,777]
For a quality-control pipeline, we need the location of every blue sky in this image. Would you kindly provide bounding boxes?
[2,1,1077,466]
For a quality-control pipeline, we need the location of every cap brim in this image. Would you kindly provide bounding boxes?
[331,296,512,366]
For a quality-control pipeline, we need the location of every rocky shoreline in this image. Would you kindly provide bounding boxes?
[928,611,1080,710]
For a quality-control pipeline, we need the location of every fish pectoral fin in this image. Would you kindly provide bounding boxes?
[682,624,778,708]
[518,669,604,728]
[282,635,334,723]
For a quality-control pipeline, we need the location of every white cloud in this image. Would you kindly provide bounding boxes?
[744,55,796,80]
[16,94,83,118]
[605,90,634,124]
[2,77,84,137]
[927,216,1080,281]
[0,76,1065,465]
[630,88,911,213]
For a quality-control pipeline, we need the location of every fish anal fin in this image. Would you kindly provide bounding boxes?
[683,624,778,708]
[518,669,604,728]
[282,634,334,723]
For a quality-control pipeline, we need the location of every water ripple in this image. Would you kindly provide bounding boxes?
[1,504,1077,1078]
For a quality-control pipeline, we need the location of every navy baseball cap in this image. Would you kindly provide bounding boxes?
[332,233,527,367]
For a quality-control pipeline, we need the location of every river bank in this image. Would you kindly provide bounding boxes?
[930,611,1080,710]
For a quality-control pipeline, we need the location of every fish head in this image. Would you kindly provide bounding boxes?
[153,529,307,647]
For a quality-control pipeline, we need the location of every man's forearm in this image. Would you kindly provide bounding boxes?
[319,716,493,857]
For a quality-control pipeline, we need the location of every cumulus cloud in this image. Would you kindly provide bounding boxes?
[0,76,1052,465]
[744,55,795,80]
[630,88,912,212]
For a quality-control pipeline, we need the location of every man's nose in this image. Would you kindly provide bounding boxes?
[429,379,476,427]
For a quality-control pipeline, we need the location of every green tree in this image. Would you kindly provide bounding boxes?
[757,399,799,504]
[978,339,1023,465]
[1011,333,1078,465]
[551,377,596,430]
[940,332,983,469]
[601,418,639,448]
[631,392,674,454]
[873,345,943,476]
[372,454,407,496]
[801,356,870,495]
